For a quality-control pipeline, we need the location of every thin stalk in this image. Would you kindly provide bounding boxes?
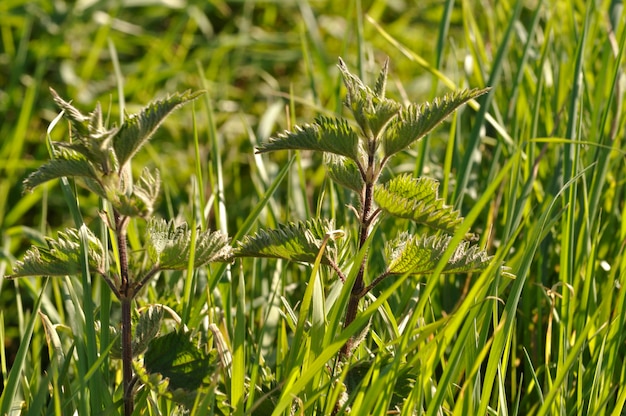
[359,270,391,298]
[121,297,133,416]
[115,211,134,416]
[340,146,376,358]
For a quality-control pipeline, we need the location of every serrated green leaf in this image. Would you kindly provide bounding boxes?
[51,90,120,171]
[337,58,401,139]
[88,101,105,135]
[9,226,105,278]
[366,98,401,139]
[235,218,342,265]
[22,149,104,195]
[375,174,463,234]
[113,90,205,167]
[50,88,91,137]
[373,57,390,98]
[54,131,120,175]
[112,167,160,217]
[147,218,233,270]
[132,167,160,214]
[133,305,165,357]
[337,58,370,106]
[385,233,491,275]
[257,116,361,162]
[326,154,365,193]
[144,330,216,393]
[382,88,490,158]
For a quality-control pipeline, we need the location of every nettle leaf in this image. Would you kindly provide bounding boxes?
[364,98,401,140]
[134,363,218,411]
[257,116,360,162]
[326,154,365,193]
[108,305,164,360]
[50,90,122,175]
[373,58,390,98]
[132,167,160,214]
[54,131,120,175]
[112,168,160,217]
[144,330,218,404]
[133,305,165,357]
[338,58,401,138]
[88,101,105,135]
[9,226,105,278]
[147,218,233,270]
[385,233,491,275]
[22,149,104,195]
[236,218,342,265]
[337,57,370,104]
[50,88,91,137]
[375,174,463,234]
[382,88,489,158]
[113,90,205,168]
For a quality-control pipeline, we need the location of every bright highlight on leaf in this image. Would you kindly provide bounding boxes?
[257,116,361,162]
[338,57,401,138]
[236,219,342,266]
[147,218,233,270]
[385,233,491,275]
[374,174,463,234]
[24,90,204,219]
[9,226,105,278]
[239,58,499,360]
[23,148,104,195]
[114,90,205,168]
[382,88,489,159]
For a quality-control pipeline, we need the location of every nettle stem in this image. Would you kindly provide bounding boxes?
[115,212,135,416]
[340,144,378,358]
[121,297,134,416]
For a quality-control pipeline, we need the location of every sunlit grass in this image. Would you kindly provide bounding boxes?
[1,0,625,414]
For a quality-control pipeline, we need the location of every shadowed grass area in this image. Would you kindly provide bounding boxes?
[1,0,625,414]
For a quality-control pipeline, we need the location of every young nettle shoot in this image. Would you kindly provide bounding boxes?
[237,58,492,357]
[9,90,233,415]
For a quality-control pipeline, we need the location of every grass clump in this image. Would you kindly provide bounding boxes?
[1,0,626,415]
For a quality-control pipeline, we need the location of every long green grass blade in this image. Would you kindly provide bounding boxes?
[0,278,48,415]
[208,155,295,291]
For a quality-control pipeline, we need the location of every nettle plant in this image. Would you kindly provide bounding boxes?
[9,90,233,414]
[238,58,492,357]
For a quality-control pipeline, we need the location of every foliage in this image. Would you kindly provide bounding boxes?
[238,59,494,362]
[5,90,233,415]
[1,1,625,415]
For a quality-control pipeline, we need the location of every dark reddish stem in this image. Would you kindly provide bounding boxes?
[121,297,133,416]
[115,212,134,416]
[340,144,377,358]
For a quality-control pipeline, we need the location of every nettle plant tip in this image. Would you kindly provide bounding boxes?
[237,57,494,357]
[10,88,233,414]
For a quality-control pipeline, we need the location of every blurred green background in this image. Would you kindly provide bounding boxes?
[1,0,625,413]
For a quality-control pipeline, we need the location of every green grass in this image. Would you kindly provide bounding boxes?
[1,0,626,414]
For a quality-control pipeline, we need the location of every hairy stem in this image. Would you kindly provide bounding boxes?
[121,297,134,416]
[359,270,391,298]
[115,212,134,416]
[340,148,376,358]
[134,264,162,294]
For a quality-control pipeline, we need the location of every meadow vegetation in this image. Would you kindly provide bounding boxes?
[1,0,625,415]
